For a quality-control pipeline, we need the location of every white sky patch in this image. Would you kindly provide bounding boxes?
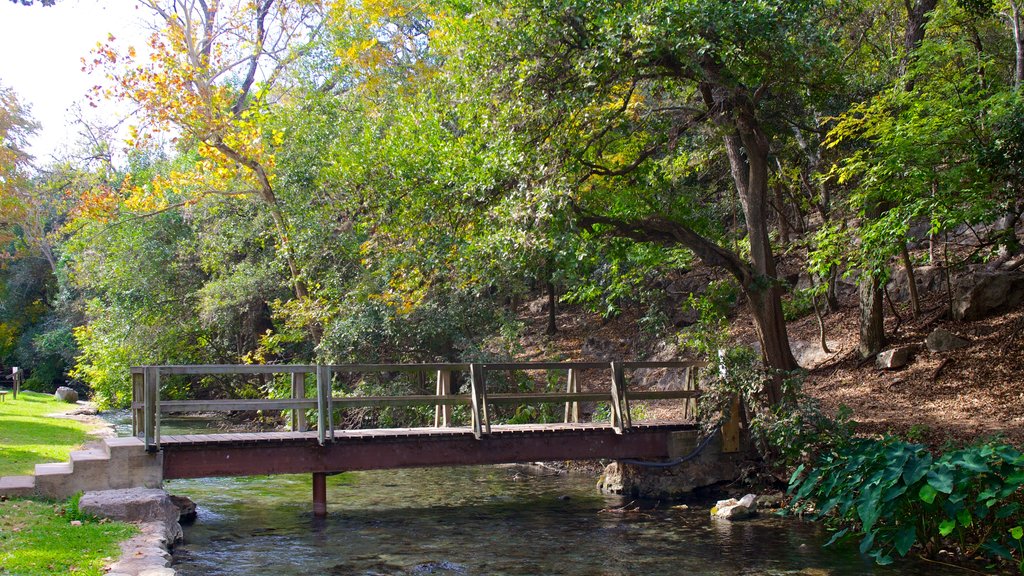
[0,0,151,163]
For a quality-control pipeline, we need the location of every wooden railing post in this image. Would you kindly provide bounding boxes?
[563,368,579,424]
[316,365,330,445]
[608,361,630,434]
[683,365,698,420]
[132,371,144,436]
[11,367,20,400]
[143,366,160,451]
[468,363,490,439]
[291,372,308,432]
[434,369,452,428]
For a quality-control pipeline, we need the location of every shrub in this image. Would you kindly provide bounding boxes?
[787,436,1024,571]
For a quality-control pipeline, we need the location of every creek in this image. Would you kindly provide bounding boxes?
[104,412,962,575]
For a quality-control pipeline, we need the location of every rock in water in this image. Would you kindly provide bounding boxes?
[711,494,758,520]
[926,328,970,353]
[170,494,198,523]
[54,387,79,403]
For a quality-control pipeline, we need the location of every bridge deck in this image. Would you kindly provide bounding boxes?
[159,422,698,479]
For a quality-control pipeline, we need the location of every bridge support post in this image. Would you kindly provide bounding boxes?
[312,472,327,517]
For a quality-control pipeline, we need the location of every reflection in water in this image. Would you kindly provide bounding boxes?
[166,467,960,576]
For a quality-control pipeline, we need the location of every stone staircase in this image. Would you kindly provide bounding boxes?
[0,437,163,500]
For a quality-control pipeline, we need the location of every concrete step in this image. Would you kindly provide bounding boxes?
[0,474,36,497]
[35,461,73,476]
[103,436,146,457]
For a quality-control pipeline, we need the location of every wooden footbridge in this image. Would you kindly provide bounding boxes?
[130,361,711,516]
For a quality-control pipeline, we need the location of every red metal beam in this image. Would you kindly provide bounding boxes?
[160,425,694,479]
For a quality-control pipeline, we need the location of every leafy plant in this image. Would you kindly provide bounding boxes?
[788,437,1024,570]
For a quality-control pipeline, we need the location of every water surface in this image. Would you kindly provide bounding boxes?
[166,467,961,576]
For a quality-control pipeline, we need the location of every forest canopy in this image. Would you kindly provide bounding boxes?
[0,0,1022,408]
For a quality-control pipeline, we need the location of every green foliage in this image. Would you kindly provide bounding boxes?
[782,287,817,322]
[677,280,739,358]
[695,345,846,467]
[788,437,1024,570]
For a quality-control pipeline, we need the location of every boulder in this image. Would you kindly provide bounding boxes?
[78,488,180,526]
[887,265,946,302]
[54,387,79,403]
[954,271,1024,321]
[169,494,197,523]
[926,328,970,353]
[876,346,916,370]
[792,339,839,369]
[712,493,758,520]
[598,435,743,498]
[581,336,630,361]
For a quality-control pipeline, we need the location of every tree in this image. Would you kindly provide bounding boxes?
[88,0,324,332]
[404,0,855,403]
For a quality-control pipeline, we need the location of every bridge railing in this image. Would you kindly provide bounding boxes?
[130,361,706,451]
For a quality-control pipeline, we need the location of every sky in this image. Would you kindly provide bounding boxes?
[0,0,150,162]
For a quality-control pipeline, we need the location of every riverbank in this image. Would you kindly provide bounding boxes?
[0,391,113,476]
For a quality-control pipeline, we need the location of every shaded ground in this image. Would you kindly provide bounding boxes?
[510,282,1024,449]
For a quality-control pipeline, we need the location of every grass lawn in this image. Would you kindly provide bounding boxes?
[0,498,137,576]
[0,391,101,477]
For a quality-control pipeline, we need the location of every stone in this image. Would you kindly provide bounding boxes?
[926,328,970,353]
[712,494,758,520]
[876,346,915,370]
[756,492,786,509]
[54,386,79,403]
[169,494,197,523]
[597,435,743,498]
[136,561,176,569]
[78,489,181,536]
[581,336,630,361]
[791,339,839,369]
[887,265,946,302]
[67,406,99,416]
[954,271,1024,321]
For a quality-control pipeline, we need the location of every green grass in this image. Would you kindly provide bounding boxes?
[0,391,100,476]
[0,497,137,575]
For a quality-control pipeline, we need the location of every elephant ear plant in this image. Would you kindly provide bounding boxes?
[786,436,1024,571]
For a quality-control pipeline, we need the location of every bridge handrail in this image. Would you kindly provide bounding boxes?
[131,360,705,451]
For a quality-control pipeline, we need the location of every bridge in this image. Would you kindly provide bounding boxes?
[1,361,729,516]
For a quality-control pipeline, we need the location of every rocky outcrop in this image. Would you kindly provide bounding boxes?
[78,488,183,576]
[926,328,970,353]
[54,386,79,403]
[597,433,743,498]
[954,271,1024,321]
[581,336,631,361]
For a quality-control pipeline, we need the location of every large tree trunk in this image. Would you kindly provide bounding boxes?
[724,118,799,403]
[858,272,886,358]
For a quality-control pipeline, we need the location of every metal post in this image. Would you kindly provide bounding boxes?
[435,369,452,428]
[312,472,327,518]
[291,372,307,432]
